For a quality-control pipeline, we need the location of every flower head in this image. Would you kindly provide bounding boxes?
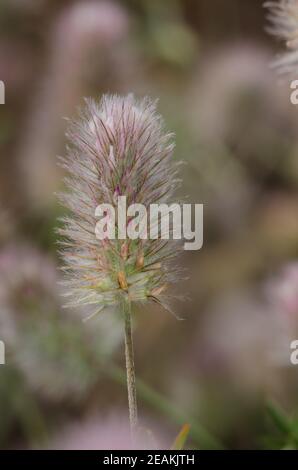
[266,0,298,74]
[58,94,182,316]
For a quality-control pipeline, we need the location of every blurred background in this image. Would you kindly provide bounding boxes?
[0,0,298,450]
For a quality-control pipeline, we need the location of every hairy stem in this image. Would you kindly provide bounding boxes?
[122,296,138,443]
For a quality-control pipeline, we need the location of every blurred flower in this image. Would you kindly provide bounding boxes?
[266,0,298,74]
[188,45,274,143]
[19,0,130,209]
[266,262,298,320]
[48,412,166,450]
[59,94,182,316]
[195,271,298,378]
[186,44,298,235]
[0,244,58,328]
[263,263,298,366]
[0,244,122,404]
[193,291,278,391]
[186,46,275,232]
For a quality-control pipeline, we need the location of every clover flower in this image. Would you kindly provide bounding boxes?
[266,0,298,74]
[58,94,183,441]
[58,94,181,316]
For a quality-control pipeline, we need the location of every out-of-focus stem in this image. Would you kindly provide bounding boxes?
[122,296,138,443]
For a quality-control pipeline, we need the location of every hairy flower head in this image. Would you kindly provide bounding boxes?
[266,0,298,74]
[58,94,182,317]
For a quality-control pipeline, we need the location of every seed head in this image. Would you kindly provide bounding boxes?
[58,94,182,316]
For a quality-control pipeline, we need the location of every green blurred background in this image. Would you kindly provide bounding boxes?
[0,0,298,450]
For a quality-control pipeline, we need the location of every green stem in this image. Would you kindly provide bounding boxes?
[122,296,138,442]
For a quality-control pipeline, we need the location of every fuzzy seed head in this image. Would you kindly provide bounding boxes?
[58,94,182,316]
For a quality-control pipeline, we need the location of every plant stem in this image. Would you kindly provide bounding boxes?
[122,296,138,443]
[106,365,225,450]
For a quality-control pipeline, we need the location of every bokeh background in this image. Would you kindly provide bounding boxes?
[0,0,298,450]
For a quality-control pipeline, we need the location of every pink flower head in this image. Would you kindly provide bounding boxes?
[58,95,182,317]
